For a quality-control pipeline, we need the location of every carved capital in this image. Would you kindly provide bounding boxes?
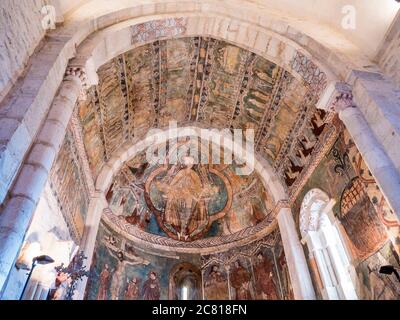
[65,66,89,101]
[317,82,355,113]
[330,82,354,113]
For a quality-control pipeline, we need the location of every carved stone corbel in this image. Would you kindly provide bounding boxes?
[64,66,89,101]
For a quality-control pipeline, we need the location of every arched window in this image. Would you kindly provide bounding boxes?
[300,189,358,300]
[169,263,202,300]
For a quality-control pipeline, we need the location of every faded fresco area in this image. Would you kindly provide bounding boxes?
[85,223,291,300]
[49,125,90,243]
[292,130,400,300]
[201,231,293,300]
[105,141,274,242]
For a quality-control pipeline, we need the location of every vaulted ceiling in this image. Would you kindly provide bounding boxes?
[78,37,337,196]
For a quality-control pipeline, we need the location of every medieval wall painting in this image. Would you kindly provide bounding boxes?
[292,130,400,300]
[200,231,293,301]
[77,36,322,199]
[251,236,294,300]
[86,222,193,300]
[341,130,399,257]
[203,263,229,300]
[338,176,388,260]
[105,145,274,243]
[85,223,292,300]
[229,258,255,300]
[356,242,400,299]
[49,125,90,243]
[274,243,295,300]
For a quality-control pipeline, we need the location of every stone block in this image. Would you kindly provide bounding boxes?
[11,165,48,203]
[26,143,57,173]
[36,121,67,152]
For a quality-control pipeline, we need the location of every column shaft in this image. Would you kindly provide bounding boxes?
[0,78,81,297]
[277,207,316,300]
[339,106,400,219]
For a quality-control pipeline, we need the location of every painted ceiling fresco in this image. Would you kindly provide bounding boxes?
[78,37,332,191]
[104,141,274,242]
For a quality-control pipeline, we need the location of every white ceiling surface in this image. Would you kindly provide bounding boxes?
[250,0,400,58]
[60,0,399,61]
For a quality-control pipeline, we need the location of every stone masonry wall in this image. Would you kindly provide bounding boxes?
[0,0,48,102]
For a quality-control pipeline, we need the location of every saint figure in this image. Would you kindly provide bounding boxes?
[230,261,252,300]
[204,265,229,300]
[142,271,161,300]
[124,277,140,300]
[254,252,279,300]
[97,264,111,300]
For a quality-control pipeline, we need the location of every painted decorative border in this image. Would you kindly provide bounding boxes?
[100,200,289,253]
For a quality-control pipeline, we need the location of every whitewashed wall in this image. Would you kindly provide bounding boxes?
[377,11,400,87]
[0,0,88,102]
[1,182,77,300]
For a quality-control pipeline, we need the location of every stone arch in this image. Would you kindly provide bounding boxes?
[168,262,202,300]
[299,188,358,300]
[299,188,331,239]
[75,14,335,89]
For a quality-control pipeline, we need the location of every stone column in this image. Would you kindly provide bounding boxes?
[308,254,324,295]
[0,68,85,298]
[277,207,316,300]
[302,232,338,300]
[73,192,108,300]
[321,82,400,220]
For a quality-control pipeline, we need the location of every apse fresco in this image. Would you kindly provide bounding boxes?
[292,130,400,299]
[273,242,295,300]
[85,222,201,300]
[203,264,229,300]
[201,231,293,301]
[85,223,291,300]
[229,258,255,300]
[105,142,273,242]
